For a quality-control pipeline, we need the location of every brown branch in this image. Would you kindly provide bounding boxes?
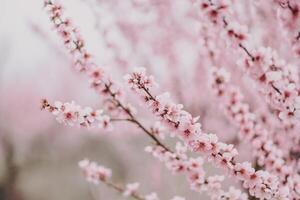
[104,84,175,154]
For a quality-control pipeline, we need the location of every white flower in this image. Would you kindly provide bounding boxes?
[78,159,112,184]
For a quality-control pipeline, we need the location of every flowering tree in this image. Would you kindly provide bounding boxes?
[37,0,300,199]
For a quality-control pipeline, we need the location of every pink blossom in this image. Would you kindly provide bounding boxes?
[78,159,112,183]
[233,162,255,181]
[124,67,157,92]
[123,182,140,197]
[41,99,111,129]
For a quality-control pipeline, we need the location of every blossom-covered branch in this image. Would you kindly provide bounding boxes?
[43,0,174,152]
[209,67,300,196]
[146,142,248,200]
[125,67,291,200]
[42,98,247,199]
[194,0,300,162]
[44,0,130,115]
[78,159,186,200]
[195,0,300,124]
[41,99,111,129]
[269,0,300,57]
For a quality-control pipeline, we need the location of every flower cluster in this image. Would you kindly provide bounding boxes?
[210,67,300,198]
[125,67,290,200]
[78,159,185,200]
[44,0,132,116]
[79,159,112,184]
[195,0,300,162]
[241,47,300,121]
[202,0,300,151]
[145,143,248,200]
[41,99,111,129]
[198,0,231,25]
[271,0,300,56]
[44,0,92,72]
[196,0,300,123]
[124,67,157,95]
